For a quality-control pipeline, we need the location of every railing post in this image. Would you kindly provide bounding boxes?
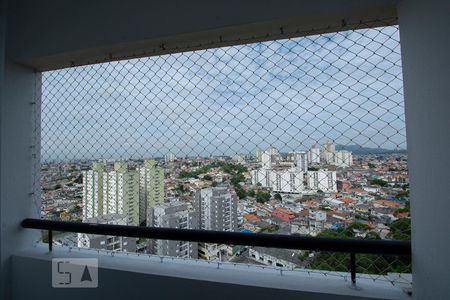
[350,252,356,285]
[48,230,53,252]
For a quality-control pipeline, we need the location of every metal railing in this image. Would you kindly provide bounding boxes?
[21,218,411,285]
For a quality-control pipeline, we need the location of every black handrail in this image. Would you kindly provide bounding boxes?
[22,218,411,285]
[22,218,410,255]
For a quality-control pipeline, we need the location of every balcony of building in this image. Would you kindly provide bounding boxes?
[1,0,449,299]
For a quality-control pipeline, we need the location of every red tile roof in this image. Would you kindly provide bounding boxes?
[374,199,401,207]
[243,214,260,221]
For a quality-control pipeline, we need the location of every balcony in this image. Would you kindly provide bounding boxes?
[1,0,450,300]
[22,218,411,288]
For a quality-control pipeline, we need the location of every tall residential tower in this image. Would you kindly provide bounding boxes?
[148,202,198,258]
[82,161,106,219]
[138,160,164,225]
[194,186,238,260]
[82,161,140,226]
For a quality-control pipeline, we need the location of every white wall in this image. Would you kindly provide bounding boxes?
[398,0,450,298]
[1,1,42,296]
[0,54,41,298]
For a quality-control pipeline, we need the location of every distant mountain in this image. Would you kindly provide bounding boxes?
[336,144,407,155]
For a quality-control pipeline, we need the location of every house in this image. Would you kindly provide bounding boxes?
[271,208,296,222]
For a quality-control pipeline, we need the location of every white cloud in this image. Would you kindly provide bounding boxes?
[41,26,405,162]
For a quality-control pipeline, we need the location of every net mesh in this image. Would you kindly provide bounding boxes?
[39,24,410,284]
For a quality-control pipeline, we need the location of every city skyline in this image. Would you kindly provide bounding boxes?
[40,142,407,164]
[41,144,410,272]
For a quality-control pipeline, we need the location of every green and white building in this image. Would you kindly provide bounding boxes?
[82,161,140,226]
[138,160,164,225]
[82,161,106,219]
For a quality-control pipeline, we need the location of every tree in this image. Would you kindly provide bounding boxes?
[368,163,376,169]
[74,174,83,184]
[218,162,248,175]
[256,191,271,203]
[203,175,213,181]
[179,164,212,179]
[370,178,388,187]
[396,190,409,198]
[247,189,255,197]
[395,200,410,214]
[309,222,411,274]
[175,183,185,193]
[235,186,247,199]
[274,193,282,201]
[230,173,245,186]
[365,231,381,240]
[389,218,411,241]
[68,205,81,214]
[319,205,331,211]
[179,170,198,179]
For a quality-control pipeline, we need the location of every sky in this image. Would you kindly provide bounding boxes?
[41,25,405,162]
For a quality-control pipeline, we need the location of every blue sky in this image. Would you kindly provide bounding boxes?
[41,25,405,162]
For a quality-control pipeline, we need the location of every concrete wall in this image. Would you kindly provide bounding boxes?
[10,247,409,300]
[6,0,398,70]
[9,257,365,300]
[0,0,6,296]
[0,54,42,299]
[398,0,450,298]
[1,1,41,298]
